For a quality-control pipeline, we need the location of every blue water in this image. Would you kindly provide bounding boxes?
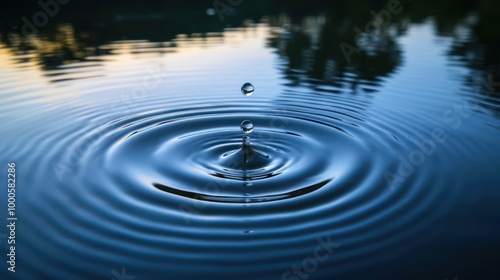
[1,2,500,279]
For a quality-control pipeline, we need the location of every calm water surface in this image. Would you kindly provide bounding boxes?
[1,2,500,279]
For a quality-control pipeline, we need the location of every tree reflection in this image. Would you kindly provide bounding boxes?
[0,0,498,98]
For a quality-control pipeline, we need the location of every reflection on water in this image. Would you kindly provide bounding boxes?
[1,1,500,279]
[2,1,498,97]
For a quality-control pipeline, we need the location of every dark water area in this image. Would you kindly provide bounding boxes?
[1,0,500,279]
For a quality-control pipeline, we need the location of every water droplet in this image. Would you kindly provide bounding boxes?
[205,8,216,16]
[241,120,254,134]
[241,83,254,96]
[242,135,251,147]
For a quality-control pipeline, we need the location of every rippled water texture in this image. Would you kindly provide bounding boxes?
[1,1,500,279]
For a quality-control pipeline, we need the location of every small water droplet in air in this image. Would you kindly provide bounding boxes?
[242,135,251,147]
[241,120,254,134]
[206,8,216,16]
[241,83,254,96]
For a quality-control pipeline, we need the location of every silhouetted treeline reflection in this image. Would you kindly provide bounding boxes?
[1,0,498,89]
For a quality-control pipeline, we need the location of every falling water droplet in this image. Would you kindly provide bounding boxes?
[242,135,251,147]
[241,83,254,96]
[241,120,254,134]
